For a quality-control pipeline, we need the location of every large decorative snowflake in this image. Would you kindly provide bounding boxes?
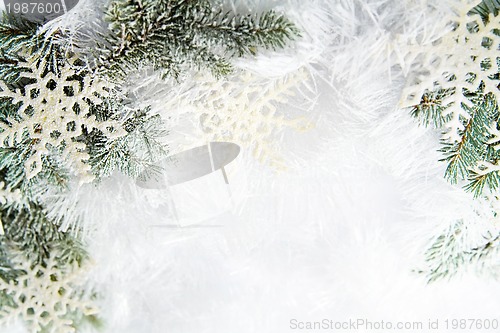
[191,69,312,168]
[399,0,500,143]
[0,55,126,183]
[0,253,98,333]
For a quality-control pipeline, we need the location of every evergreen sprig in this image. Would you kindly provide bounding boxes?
[469,0,500,20]
[0,12,165,276]
[411,1,500,282]
[420,220,466,282]
[440,92,499,187]
[411,87,500,197]
[409,0,500,198]
[0,13,38,86]
[0,1,300,330]
[86,108,168,180]
[96,0,300,80]
[420,220,500,282]
[0,203,87,266]
[410,88,454,128]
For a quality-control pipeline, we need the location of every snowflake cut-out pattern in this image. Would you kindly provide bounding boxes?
[399,0,500,142]
[0,253,97,333]
[192,69,312,168]
[0,55,126,183]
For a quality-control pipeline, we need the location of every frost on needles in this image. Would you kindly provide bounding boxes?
[96,0,300,80]
[0,1,299,331]
[402,0,500,282]
[404,0,500,198]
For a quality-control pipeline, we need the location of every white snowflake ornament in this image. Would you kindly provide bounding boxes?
[0,55,126,183]
[192,68,312,168]
[399,0,500,143]
[0,253,98,333]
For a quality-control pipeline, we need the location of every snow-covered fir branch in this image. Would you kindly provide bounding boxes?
[0,1,301,331]
[94,0,300,81]
[404,0,500,197]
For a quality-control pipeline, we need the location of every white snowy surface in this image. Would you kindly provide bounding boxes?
[83,84,500,332]
[6,0,500,332]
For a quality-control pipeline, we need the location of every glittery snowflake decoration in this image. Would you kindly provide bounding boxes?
[192,69,312,168]
[399,0,500,143]
[0,253,98,333]
[0,55,126,183]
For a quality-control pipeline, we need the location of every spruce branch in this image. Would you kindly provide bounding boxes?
[0,203,86,266]
[0,14,39,86]
[96,0,300,80]
[406,0,500,278]
[439,92,498,186]
[466,167,500,195]
[402,0,500,144]
[411,87,500,196]
[469,0,500,21]
[406,0,500,196]
[0,2,299,329]
[0,246,22,283]
[420,220,467,283]
[86,109,168,180]
[420,220,500,282]
[0,13,39,57]
[410,88,454,128]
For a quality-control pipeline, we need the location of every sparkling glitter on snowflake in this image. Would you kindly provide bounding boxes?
[0,55,126,183]
[399,0,500,143]
[0,253,98,333]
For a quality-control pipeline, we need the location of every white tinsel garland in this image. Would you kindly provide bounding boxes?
[1,0,500,332]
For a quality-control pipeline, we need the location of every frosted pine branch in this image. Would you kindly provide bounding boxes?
[95,0,299,80]
[404,1,500,196]
[400,1,500,143]
[420,217,500,282]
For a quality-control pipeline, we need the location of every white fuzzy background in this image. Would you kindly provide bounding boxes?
[3,0,500,332]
